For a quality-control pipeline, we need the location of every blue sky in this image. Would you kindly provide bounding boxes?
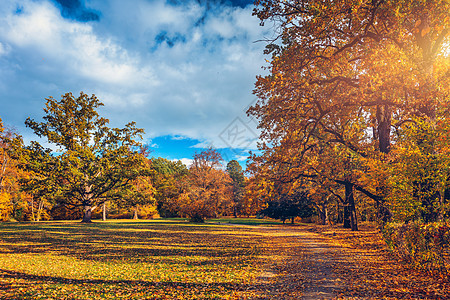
[0,0,269,168]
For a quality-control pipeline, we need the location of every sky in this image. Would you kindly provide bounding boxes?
[0,0,270,168]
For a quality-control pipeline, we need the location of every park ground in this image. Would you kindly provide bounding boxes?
[0,218,449,299]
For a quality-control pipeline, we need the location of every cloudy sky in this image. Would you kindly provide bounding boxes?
[0,0,270,167]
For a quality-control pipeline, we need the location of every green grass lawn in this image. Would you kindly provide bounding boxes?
[0,219,288,299]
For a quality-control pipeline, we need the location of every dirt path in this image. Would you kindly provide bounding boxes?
[251,226,357,299]
[296,231,341,299]
[251,226,346,299]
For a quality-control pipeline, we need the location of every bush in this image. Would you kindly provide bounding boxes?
[383,221,450,272]
[51,204,83,220]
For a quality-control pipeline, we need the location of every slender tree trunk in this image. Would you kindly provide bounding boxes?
[31,197,35,222]
[336,201,342,224]
[133,206,139,220]
[325,206,330,225]
[319,203,328,225]
[82,205,92,223]
[36,199,44,222]
[291,217,294,224]
[102,202,106,221]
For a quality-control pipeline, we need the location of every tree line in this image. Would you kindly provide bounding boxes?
[1,1,449,240]
[0,93,266,223]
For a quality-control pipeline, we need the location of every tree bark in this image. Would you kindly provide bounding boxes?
[377,104,391,154]
[337,201,342,224]
[133,206,139,220]
[31,197,35,221]
[36,199,44,222]
[319,203,328,225]
[343,204,351,228]
[102,202,106,221]
[344,182,358,231]
[82,205,92,223]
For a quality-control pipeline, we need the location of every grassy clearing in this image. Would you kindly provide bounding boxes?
[206,217,285,226]
[0,219,292,299]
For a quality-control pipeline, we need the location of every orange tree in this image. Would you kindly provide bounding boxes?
[179,148,233,222]
[249,0,450,228]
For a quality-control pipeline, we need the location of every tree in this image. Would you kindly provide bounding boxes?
[259,189,314,224]
[179,148,233,222]
[0,120,33,221]
[22,92,148,222]
[226,160,246,217]
[121,151,156,220]
[249,0,450,228]
[150,157,188,218]
[0,119,13,221]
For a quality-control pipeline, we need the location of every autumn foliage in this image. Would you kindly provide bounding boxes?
[0,0,449,282]
[246,0,450,269]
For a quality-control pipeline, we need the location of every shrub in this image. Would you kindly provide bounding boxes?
[383,221,450,272]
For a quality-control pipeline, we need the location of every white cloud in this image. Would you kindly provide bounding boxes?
[0,0,268,151]
[176,158,194,168]
[235,155,249,161]
[0,42,10,56]
[171,135,190,140]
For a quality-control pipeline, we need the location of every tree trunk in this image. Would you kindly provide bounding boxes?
[377,104,391,154]
[345,182,358,231]
[291,217,295,224]
[319,204,327,225]
[337,201,342,224]
[36,199,44,222]
[31,197,35,222]
[343,183,356,230]
[133,206,139,220]
[102,202,106,221]
[82,205,92,223]
[325,206,330,225]
[343,204,351,229]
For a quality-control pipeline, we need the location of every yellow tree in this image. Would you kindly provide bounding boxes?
[0,120,33,221]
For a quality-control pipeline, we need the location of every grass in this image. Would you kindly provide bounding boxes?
[0,218,290,299]
[3,219,449,299]
[206,217,285,226]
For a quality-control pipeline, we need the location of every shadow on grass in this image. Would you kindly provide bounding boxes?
[0,268,248,290]
[0,220,264,264]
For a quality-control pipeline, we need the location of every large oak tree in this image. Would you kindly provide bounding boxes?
[22,92,149,222]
